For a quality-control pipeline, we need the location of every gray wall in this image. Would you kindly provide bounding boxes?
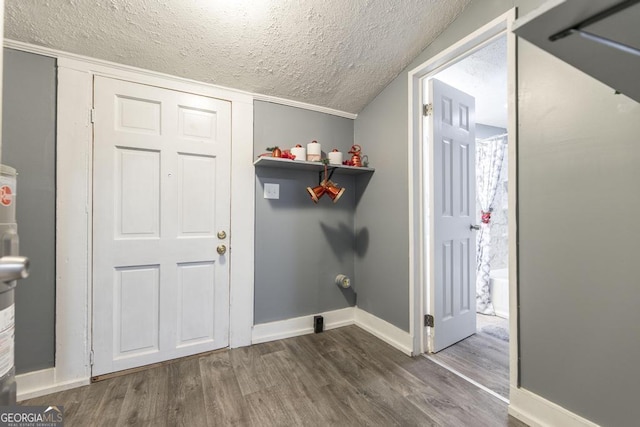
[518,35,640,427]
[353,73,410,330]
[2,49,56,374]
[354,0,640,425]
[254,101,357,324]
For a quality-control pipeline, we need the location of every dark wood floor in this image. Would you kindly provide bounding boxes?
[21,325,525,426]
[428,315,510,398]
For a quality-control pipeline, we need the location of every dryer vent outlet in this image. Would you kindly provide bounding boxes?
[313,315,324,333]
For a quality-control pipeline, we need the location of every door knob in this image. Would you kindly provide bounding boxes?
[470,224,480,231]
[217,231,226,239]
[217,245,227,255]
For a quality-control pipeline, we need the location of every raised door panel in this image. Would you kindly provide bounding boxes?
[113,266,160,358]
[115,148,160,238]
[176,261,216,347]
[178,154,216,236]
[178,105,217,141]
[441,138,453,217]
[116,96,162,135]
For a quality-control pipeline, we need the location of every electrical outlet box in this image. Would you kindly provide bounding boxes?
[314,315,324,333]
[264,183,279,199]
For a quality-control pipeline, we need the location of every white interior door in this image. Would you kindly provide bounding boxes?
[428,78,476,353]
[92,77,231,376]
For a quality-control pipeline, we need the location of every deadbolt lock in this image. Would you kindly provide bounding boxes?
[217,245,227,255]
[217,231,227,239]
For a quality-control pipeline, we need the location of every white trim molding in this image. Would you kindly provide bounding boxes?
[228,99,256,348]
[252,307,355,344]
[54,65,93,387]
[16,369,89,402]
[3,39,356,120]
[504,8,520,394]
[354,308,413,356]
[509,388,600,427]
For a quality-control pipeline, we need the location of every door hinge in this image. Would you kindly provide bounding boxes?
[90,108,96,123]
[424,314,434,327]
[423,103,433,117]
[89,349,94,366]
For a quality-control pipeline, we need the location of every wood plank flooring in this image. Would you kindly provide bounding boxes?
[428,315,510,398]
[21,325,525,426]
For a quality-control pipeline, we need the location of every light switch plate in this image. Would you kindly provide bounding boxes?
[264,183,279,199]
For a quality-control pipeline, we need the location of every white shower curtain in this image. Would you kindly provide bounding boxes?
[476,134,507,314]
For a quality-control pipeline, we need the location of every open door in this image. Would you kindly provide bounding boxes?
[427,78,477,353]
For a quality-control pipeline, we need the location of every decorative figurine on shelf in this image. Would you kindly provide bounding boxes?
[266,146,282,158]
[348,144,363,167]
[342,144,368,167]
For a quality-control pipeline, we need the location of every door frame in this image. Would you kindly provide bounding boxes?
[407,8,519,390]
[51,54,255,388]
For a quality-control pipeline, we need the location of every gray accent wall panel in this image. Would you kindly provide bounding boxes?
[254,101,356,324]
[2,49,56,374]
[354,0,640,425]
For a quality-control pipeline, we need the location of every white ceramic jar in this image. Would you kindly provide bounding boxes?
[307,140,322,161]
[290,144,306,161]
[327,149,343,165]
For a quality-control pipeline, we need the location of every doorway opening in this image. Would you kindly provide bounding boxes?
[407,9,517,404]
[425,35,510,400]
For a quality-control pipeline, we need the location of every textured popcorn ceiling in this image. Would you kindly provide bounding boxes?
[434,35,508,128]
[5,0,471,114]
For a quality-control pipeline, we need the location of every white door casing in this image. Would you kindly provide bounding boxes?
[429,78,476,353]
[92,76,231,376]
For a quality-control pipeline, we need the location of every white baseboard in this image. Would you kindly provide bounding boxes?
[509,387,600,427]
[251,307,355,344]
[251,306,415,358]
[353,307,413,356]
[16,368,90,401]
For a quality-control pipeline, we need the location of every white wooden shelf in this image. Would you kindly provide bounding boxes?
[254,156,375,175]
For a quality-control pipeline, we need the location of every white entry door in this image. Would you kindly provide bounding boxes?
[428,78,477,353]
[92,77,231,376]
